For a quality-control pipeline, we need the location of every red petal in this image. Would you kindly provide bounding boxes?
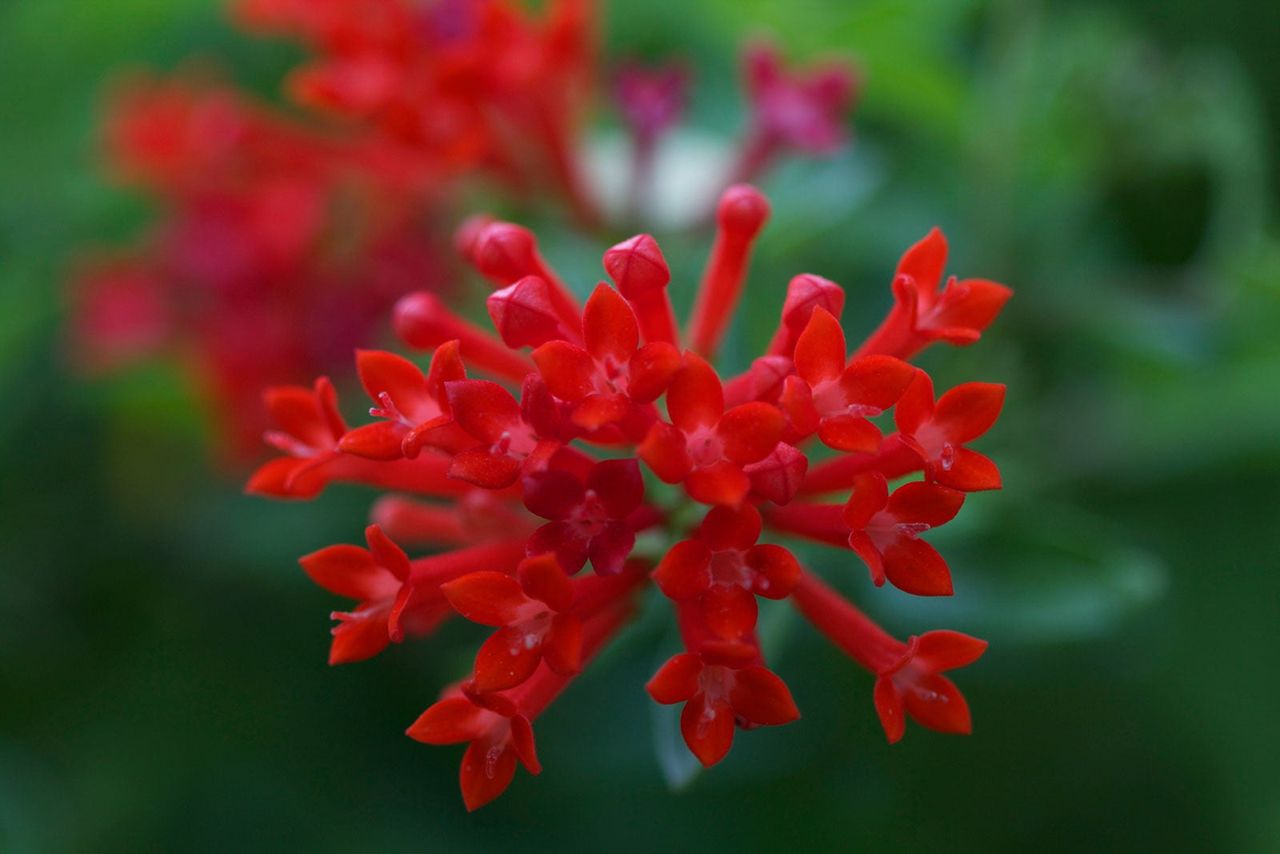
[793,307,846,385]
[818,414,882,453]
[449,447,521,489]
[652,540,713,600]
[730,666,801,725]
[587,458,645,518]
[873,676,906,744]
[364,524,412,580]
[263,385,332,449]
[780,375,819,438]
[522,468,586,520]
[445,380,521,442]
[424,340,466,410]
[894,371,935,436]
[356,349,429,416]
[841,473,888,529]
[646,653,703,704]
[588,522,636,576]
[841,355,917,410]
[913,630,988,672]
[900,671,972,735]
[897,227,947,294]
[584,283,640,362]
[745,544,801,599]
[518,553,573,612]
[680,694,735,767]
[299,545,396,601]
[931,278,1011,333]
[638,421,691,483]
[701,584,759,640]
[246,457,315,498]
[328,610,391,665]
[699,503,762,551]
[882,538,954,596]
[543,614,583,674]
[627,341,681,403]
[338,422,407,460]
[459,740,517,812]
[886,481,965,527]
[849,531,886,586]
[932,382,1005,444]
[472,626,544,693]
[532,340,596,401]
[526,521,590,575]
[743,442,807,505]
[719,402,785,464]
[686,461,751,506]
[487,276,563,348]
[406,697,486,745]
[667,353,724,432]
[778,274,845,353]
[509,714,541,774]
[441,572,533,626]
[570,394,631,430]
[933,447,1002,492]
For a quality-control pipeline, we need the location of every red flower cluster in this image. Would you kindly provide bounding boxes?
[71,73,446,456]
[252,184,1011,810]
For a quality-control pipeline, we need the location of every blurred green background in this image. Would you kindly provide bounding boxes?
[2,0,1279,851]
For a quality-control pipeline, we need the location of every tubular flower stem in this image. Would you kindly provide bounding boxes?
[686,185,771,359]
[254,184,1010,808]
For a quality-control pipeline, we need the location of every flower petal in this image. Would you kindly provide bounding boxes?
[932,382,1005,444]
[667,353,724,432]
[356,349,429,417]
[873,676,906,744]
[638,421,691,483]
[932,447,1002,492]
[406,697,487,745]
[885,481,965,527]
[472,626,544,693]
[680,694,736,767]
[584,283,640,362]
[793,306,846,385]
[841,473,889,529]
[912,630,988,673]
[894,371,934,436]
[818,414,882,453]
[521,468,586,520]
[897,227,947,295]
[743,442,807,505]
[365,524,412,580]
[626,342,681,402]
[686,461,751,506]
[299,544,394,601]
[449,446,522,489]
[517,553,573,612]
[652,540,713,600]
[445,380,521,442]
[587,458,645,518]
[882,538,954,596]
[543,614,583,675]
[900,671,972,735]
[588,521,636,576]
[745,544,801,599]
[719,402,785,464]
[441,571,533,627]
[459,740,517,812]
[532,340,596,401]
[487,275,564,348]
[646,653,703,704]
[841,355,917,410]
[730,666,801,726]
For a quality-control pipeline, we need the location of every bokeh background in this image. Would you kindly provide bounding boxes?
[3,0,1279,850]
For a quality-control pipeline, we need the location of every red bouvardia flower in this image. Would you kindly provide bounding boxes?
[252,184,1010,809]
[71,73,446,457]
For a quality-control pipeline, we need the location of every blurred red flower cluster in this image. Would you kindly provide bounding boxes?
[250,183,1011,809]
[71,0,857,458]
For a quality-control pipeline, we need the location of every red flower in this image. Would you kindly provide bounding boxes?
[246,377,347,498]
[532,283,680,435]
[522,458,645,575]
[647,643,800,768]
[653,504,800,639]
[896,371,1006,492]
[252,185,1010,808]
[790,570,986,743]
[639,353,786,506]
[780,306,917,452]
[858,228,1013,361]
